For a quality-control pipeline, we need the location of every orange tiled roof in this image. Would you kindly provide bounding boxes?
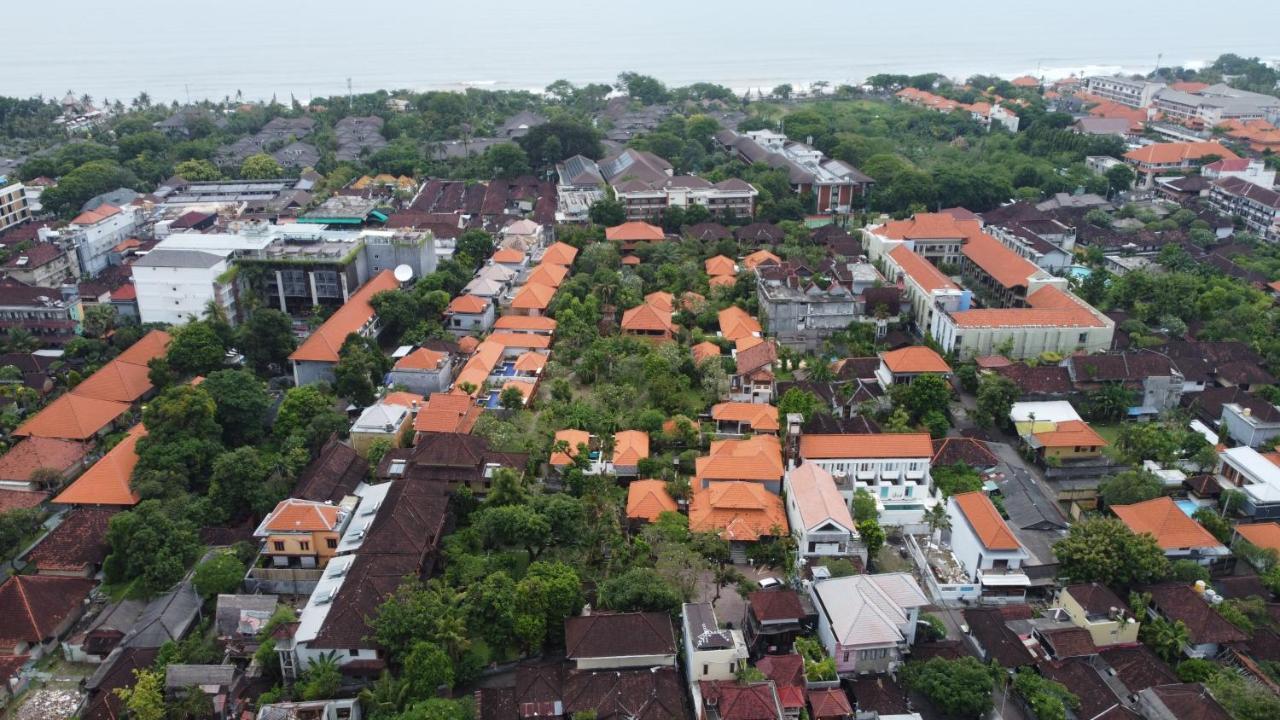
[458,336,481,354]
[1032,419,1107,448]
[605,221,665,242]
[52,424,146,506]
[877,213,982,241]
[262,498,342,532]
[394,347,447,371]
[69,359,154,403]
[1011,76,1040,88]
[1112,496,1223,550]
[499,380,535,405]
[0,437,90,483]
[290,270,399,363]
[950,285,1107,329]
[644,291,674,314]
[696,435,784,482]
[953,492,1020,551]
[551,429,591,467]
[414,392,482,434]
[689,481,788,541]
[382,391,424,408]
[511,282,557,311]
[14,393,130,440]
[491,248,526,264]
[880,346,951,374]
[718,306,761,342]
[621,255,641,266]
[799,433,934,459]
[711,402,780,432]
[692,341,722,364]
[1123,141,1238,166]
[493,315,557,333]
[513,351,548,373]
[705,255,738,277]
[889,245,960,293]
[114,330,172,366]
[709,274,737,289]
[452,340,504,395]
[621,302,674,333]
[487,332,551,351]
[527,263,569,289]
[961,232,1041,289]
[627,480,678,522]
[540,242,579,267]
[70,204,121,226]
[1235,522,1280,553]
[681,291,706,312]
[612,430,650,467]
[742,250,781,271]
[446,294,491,315]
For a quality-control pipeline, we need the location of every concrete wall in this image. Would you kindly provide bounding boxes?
[135,262,232,325]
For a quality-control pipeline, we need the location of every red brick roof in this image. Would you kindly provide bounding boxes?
[24,507,116,573]
[0,437,90,483]
[0,574,96,645]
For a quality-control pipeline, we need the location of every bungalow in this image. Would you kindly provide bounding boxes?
[626,480,678,525]
[1144,582,1247,658]
[492,314,557,336]
[443,294,495,336]
[609,430,649,477]
[526,262,569,289]
[1112,497,1231,569]
[621,301,675,342]
[490,247,528,270]
[290,270,399,387]
[413,392,482,437]
[711,402,780,436]
[874,347,951,390]
[1053,583,1140,648]
[699,681,785,720]
[539,241,578,267]
[693,341,724,365]
[550,429,595,474]
[808,573,929,675]
[719,306,762,343]
[0,437,90,492]
[21,507,114,577]
[689,481,788,561]
[946,492,1030,602]
[961,607,1035,668]
[731,339,777,403]
[784,462,864,567]
[706,255,739,280]
[1009,401,1108,465]
[565,612,677,670]
[0,575,97,659]
[465,264,518,300]
[509,282,556,317]
[375,432,527,495]
[387,347,454,396]
[695,435,785,492]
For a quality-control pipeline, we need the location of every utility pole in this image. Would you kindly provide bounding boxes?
[347,77,353,109]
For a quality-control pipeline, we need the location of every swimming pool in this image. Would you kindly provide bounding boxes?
[1176,499,1200,517]
[1067,265,1092,281]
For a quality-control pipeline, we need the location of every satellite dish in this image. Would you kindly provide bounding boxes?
[393,264,414,283]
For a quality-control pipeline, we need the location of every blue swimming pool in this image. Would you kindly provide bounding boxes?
[1067,265,1092,281]
[1176,499,1199,517]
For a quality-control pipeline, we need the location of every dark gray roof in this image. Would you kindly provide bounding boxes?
[214,594,278,637]
[81,188,139,212]
[121,581,202,649]
[684,603,734,650]
[133,249,225,269]
[165,664,236,689]
[557,155,604,187]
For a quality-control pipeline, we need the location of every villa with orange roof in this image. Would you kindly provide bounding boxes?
[784,461,863,566]
[609,430,649,477]
[1123,141,1238,187]
[526,262,569,289]
[539,241,578,267]
[490,247,528,269]
[644,290,674,314]
[509,282,557,317]
[730,339,777,403]
[414,392,482,437]
[621,301,675,342]
[626,480,678,525]
[290,269,399,386]
[52,424,147,506]
[550,429,594,473]
[718,306,761,343]
[1111,496,1230,568]
[388,346,455,395]
[444,294,496,336]
[742,249,781,272]
[689,481,788,557]
[695,435,784,493]
[1009,400,1108,467]
[605,221,665,253]
[1234,522,1280,557]
[711,402,780,436]
[946,491,1030,602]
[492,314,557,336]
[875,347,951,389]
[865,212,983,266]
[705,255,738,279]
[692,341,723,365]
[254,497,353,569]
[798,432,936,527]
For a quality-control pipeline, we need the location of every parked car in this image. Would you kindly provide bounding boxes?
[757,576,783,589]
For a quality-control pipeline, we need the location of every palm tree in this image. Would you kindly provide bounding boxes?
[359,672,409,716]
[924,504,951,543]
[1142,618,1189,663]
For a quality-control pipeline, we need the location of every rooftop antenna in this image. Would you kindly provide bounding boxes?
[185,84,190,106]
[347,77,354,108]
[1154,53,1163,78]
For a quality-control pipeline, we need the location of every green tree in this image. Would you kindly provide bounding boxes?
[1098,470,1163,508]
[166,321,227,376]
[1012,668,1079,720]
[589,198,626,226]
[192,551,247,599]
[777,387,825,423]
[114,669,166,720]
[891,373,951,423]
[1087,382,1135,422]
[200,369,270,446]
[333,333,389,406]
[858,518,886,559]
[1105,164,1135,193]
[103,501,202,596]
[851,489,878,522]
[473,504,551,561]
[1140,616,1190,663]
[902,657,995,720]
[403,642,455,698]
[598,567,682,613]
[208,446,274,521]
[499,385,526,411]
[1205,663,1280,720]
[932,463,984,497]
[518,561,583,645]
[173,159,221,181]
[1053,517,1170,588]
[236,309,296,374]
[975,374,1019,428]
[484,143,531,178]
[299,654,342,700]
[274,385,346,450]
[82,304,118,337]
[1192,508,1233,544]
[241,153,283,179]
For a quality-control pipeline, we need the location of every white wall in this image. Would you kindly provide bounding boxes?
[134,261,233,325]
[73,210,138,276]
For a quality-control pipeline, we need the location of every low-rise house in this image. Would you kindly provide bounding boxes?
[1218,394,1280,448]
[874,346,951,389]
[682,602,748,691]
[1123,141,1239,187]
[695,435,784,492]
[0,575,97,658]
[1136,683,1232,720]
[1112,497,1231,569]
[539,241,578,267]
[413,392,482,437]
[1052,583,1140,648]
[444,294,496,336]
[711,402,780,436]
[1,243,77,287]
[699,681,786,720]
[377,432,526,495]
[743,590,809,657]
[796,432,936,528]
[719,306,762,343]
[755,654,806,718]
[13,391,130,442]
[52,423,146,506]
[509,281,556,317]
[946,492,1030,602]
[165,664,243,720]
[608,430,648,477]
[1010,401,1109,466]
[22,507,114,577]
[565,612,677,670]
[621,301,675,342]
[931,437,999,473]
[807,688,853,720]
[731,339,776,403]
[1233,521,1280,557]
[550,429,595,475]
[690,481,788,561]
[783,462,863,567]
[254,498,352,569]
[961,607,1036,668]
[493,314,557,336]
[526,262,569,289]
[256,699,362,720]
[290,270,399,387]
[289,437,367,504]
[1144,583,1247,658]
[1207,176,1280,243]
[348,393,421,458]
[1037,658,1127,720]
[1098,645,1179,700]
[0,437,90,491]
[626,480,678,525]
[214,595,278,658]
[809,573,929,675]
[1067,353,1184,416]
[387,347,454,396]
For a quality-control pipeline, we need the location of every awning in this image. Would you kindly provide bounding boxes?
[980,573,1031,587]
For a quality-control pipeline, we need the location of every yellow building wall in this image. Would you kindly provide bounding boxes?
[263,531,340,565]
[1058,589,1141,647]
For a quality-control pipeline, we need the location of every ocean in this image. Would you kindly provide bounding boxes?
[2,0,1277,104]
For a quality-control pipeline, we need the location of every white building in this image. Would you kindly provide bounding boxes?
[945,492,1030,603]
[809,573,929,676]
[257,698,361,720]
[681,602,748,711]
[783,461,864,567]
[0,178,32,233]
[69,204,139,276]
[797,433,936,529]
[132,247,237,325]
[1217,446,1280,520]
[1083,76,1166,108]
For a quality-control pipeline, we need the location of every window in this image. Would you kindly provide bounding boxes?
[859,648,889,660]
[880,487,889,498]
[299,541,311,551]
[273,541,285,552]
[327,538,338,549]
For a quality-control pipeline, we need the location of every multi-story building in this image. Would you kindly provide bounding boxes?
[1052,584,1140,648]
[132,246,238,326]
[0,283,82,344]
[1216,445,1280,519]
[1153,83,1280,127]
[567,149,758,221]
[808,573,929,675]
[682,602,748,691]
[1083,76,1166,108]
[755,260,896,351]
[783,461,864,567]
[865,212,981,266]
[945,492,1030,603]
[254,497,357,570]
[68,204,139,276]
[290,270,399,387]
[0,178,32,233]
[716,130,873,213]
[1,243,77,286]
[1123,141,1239,187]
[1208,176,1280,243]
[795,431,936,528]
